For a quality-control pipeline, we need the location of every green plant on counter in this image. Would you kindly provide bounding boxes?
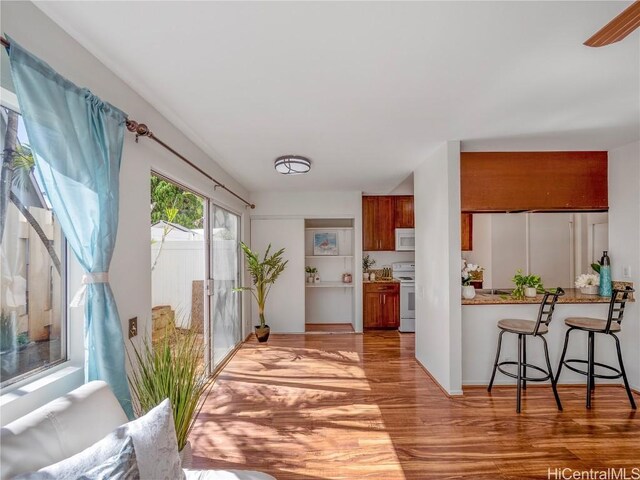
[305,266,317,275]
[511,269,545,299]
[362,254,376,273]
[591,262,601,274]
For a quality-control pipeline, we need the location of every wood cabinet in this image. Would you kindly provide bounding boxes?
[461,213,472,251]
[362,196,396,251]
[461,152,608,212]
[363,282,400,329]
[394,196,415,228]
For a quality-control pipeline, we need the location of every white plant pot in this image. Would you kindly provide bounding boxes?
[462,285,476,299]
[363,273,370,281]
[524,287,537,298]
[179,440,192,468]
[580,285,599,295]
[307,275,314,283]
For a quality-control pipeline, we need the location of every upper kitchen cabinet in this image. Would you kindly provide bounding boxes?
[363,196,396,251]
[394,196,415,228]
[461,213,472,251]
[461,152,608,212]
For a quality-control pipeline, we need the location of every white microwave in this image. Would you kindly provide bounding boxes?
[395,228,415,251]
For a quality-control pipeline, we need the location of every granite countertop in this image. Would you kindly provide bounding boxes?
[363,279,400,284]
[462,285,634,305]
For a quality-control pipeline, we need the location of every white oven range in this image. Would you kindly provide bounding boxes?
[392,262,415,333]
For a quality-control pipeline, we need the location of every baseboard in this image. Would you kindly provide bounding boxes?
[415,358,463,398]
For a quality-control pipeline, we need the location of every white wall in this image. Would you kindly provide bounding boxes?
[389,173,414,195]
[365,251,415,270]
[250,219,305,333]
[414,141,462,395]
[250,191,363,331]
[1,1,251,423]
[609,140,640,391]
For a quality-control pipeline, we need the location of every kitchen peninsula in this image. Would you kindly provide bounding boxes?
[461,285,634,387]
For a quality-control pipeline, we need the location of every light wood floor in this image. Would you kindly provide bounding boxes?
[190,331,640,479]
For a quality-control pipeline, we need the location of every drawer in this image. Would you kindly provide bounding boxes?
[364,283,399,293]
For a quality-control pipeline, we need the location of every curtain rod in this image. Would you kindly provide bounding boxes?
[1,35,255,209]
[125,120,255,209]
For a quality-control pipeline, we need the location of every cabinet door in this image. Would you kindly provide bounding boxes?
[377,196,396,251]
[362,196,378,251]
[395,196,414,228]
[363,292,382,328]
[381,292,400,328]
[461,213,473,251]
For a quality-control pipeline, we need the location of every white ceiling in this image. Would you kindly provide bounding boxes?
[35,1,639,193]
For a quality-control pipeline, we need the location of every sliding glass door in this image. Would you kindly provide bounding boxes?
[208,202,241,369]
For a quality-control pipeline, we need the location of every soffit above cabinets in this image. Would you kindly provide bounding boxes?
[460,152,608,213]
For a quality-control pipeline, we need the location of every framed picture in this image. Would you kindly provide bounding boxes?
[313,232,338,256]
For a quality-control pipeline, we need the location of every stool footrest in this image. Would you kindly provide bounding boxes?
[497,361,552,382]
[562,358,622,380]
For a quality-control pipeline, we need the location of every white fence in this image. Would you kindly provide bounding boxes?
[151,241,205,328]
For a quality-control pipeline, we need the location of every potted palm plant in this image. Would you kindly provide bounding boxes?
[236,242,288,342]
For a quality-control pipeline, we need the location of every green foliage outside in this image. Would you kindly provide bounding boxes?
[150,176,203,229]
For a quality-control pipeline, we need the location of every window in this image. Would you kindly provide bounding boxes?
[0,104,67,388]
[150,173,205,366]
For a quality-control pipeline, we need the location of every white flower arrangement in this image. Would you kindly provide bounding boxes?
[575,273,599,288]
[462,263,484,286]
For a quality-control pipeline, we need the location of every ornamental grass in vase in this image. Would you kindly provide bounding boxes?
[128,322,213,467]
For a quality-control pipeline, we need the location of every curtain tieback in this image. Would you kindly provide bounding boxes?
[70,272,110,308]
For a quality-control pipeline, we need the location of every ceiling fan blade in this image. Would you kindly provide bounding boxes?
[584,0,640,47]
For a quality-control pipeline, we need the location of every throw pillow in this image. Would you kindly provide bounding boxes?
[118,399,184,480]
[14,399,182,480]
[15,435,139,480]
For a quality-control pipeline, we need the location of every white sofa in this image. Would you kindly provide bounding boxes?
[0,381,275,480]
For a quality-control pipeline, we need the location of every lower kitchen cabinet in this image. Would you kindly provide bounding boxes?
[363,282,400,329]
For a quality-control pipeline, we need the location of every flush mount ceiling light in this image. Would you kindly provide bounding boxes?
[274,155,311,175]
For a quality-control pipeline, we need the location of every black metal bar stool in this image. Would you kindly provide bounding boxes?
[488,288,565,413]
[556,286,636,409]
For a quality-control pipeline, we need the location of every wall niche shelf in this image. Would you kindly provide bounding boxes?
[304,218,355,329]
[306,282,354,288]
[305,227,354,231]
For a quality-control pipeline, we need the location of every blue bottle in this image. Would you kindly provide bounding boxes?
[599,251,612,297]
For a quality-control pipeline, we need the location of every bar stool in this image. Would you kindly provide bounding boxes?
[488,288,565,413]
[556,287,636,409]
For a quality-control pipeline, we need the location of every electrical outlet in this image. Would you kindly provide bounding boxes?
[128,317,138,339]
[623,266,632,278]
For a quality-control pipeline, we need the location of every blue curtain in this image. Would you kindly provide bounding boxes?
[7,37,133,418]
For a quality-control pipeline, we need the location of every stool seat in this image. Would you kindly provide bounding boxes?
[564,317,621,333]
[498,319,548,335]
